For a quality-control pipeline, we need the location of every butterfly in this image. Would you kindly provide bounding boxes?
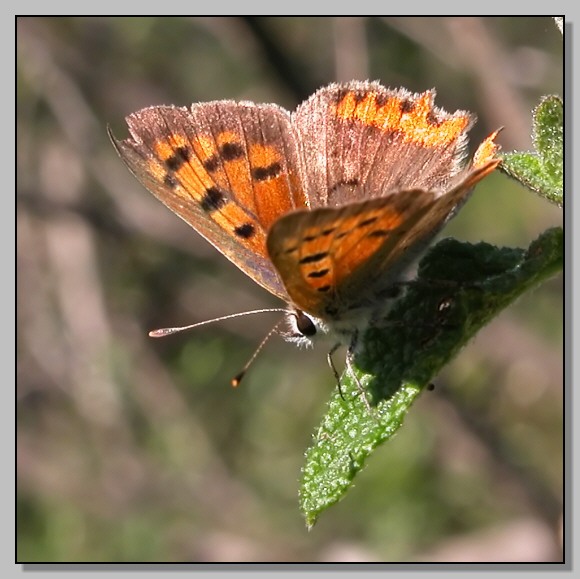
[109,80,500,390]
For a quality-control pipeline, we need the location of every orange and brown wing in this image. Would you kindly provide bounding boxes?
[110,101,308,301]
[266,193,435,319]
[292,81,475,208]
[267,159,499,321]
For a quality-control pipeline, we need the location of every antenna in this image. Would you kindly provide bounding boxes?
[148,308,288,388]
[231,319,284,388]
[148,308,287,337]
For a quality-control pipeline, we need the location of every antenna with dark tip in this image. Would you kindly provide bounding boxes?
[231,319,284,388]
[148,308,287,338]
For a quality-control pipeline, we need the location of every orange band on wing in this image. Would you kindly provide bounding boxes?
[472,129,502,168]
[334,91,470,148]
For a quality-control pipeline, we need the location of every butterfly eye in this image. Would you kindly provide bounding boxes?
[295,310,317,337]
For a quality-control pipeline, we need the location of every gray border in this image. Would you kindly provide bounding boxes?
[563,15,574,574]
[13,11,572,578]
[15,562,574,571]
[559,16,571,572]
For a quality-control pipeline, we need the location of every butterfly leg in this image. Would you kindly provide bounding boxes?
[345,335,374,415]
[327,343,347,402]
[327,335,374,414]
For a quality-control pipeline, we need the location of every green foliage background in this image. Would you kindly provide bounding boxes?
[17,17,563,563]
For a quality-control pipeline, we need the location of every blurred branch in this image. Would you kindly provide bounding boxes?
[445,17,533,149]
[435,387,562,526]
[333,17,369,82]
[241,17,322,101]
[385,17,534,149]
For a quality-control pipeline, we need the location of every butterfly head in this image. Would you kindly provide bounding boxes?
[282,308,325,348]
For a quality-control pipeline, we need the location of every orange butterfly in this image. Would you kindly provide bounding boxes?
[110,81,499,390]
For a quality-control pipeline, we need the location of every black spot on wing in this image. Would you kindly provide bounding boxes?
[251,162,282,181]
[201,187,227,212]
[307,268,330,279]
[357,216,379,228]
[333,87,350,104]
[163,174,179,188]
[400,98,415,113]
[203,155,220,172]
[426,110,440,126]
[366,228,392,238]
[165,146,191,171]
[303,226,337,243]
[234,223,255,239]
[375,92,389,107]
[220,141,244,161]
[299,251,329,265]
[203,141,245,173]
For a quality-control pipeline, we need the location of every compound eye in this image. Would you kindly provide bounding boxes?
[295,310,317,337]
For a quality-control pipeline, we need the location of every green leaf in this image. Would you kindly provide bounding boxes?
[534,95,563,184]
[501,96,563,206]
[300,227,563,527]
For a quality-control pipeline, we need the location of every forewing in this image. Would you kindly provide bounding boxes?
[110,101,308,301]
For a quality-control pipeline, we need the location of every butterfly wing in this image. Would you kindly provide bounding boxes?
[292,81,475,208]
[274,81,500,322]
[110,101,308,301]
[339,161,500,298]
[267,191,435,320]
[267,161,499,322]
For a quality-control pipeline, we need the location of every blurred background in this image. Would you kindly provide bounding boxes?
[17,17,563,563]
